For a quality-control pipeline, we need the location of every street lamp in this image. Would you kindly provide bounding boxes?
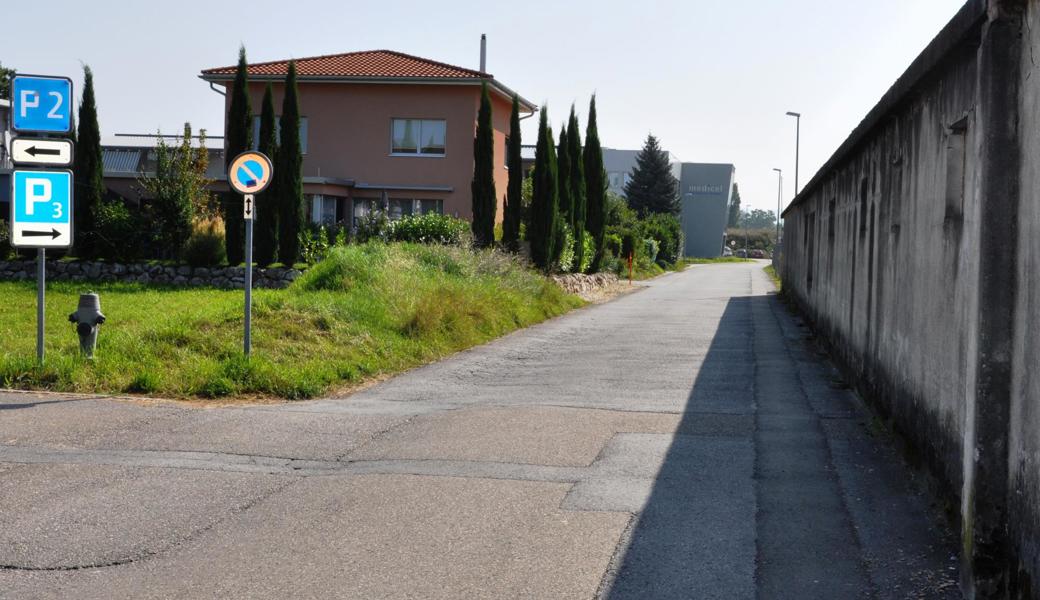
[772,168,783,244]
[786,111,801,194]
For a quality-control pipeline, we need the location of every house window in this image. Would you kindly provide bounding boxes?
[388,198,414,220]
[391,119,446,156]
[353,198,381,227]
[252,115,308,154]
[419,199,443,215]
[309,195,342,225]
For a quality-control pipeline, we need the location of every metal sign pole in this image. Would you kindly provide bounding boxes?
[244,194,253,358]
[37,248,45,364]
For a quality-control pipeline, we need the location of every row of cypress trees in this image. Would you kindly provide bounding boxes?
[525,97,606,272]
[470,88,605,272]
[225,47,305,266]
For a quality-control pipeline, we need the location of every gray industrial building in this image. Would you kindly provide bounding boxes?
[603,147,735,259]
[678,163,735,258]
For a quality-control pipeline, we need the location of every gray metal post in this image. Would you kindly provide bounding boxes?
[794,116,800,194]
[244,197,253,357]
[37,248,45,363]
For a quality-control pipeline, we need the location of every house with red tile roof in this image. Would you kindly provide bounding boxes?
[200,50,536,227]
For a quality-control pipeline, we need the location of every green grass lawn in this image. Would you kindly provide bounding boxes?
[0,243,582,400]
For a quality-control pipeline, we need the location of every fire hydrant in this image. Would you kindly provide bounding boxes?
[69,293,105,359]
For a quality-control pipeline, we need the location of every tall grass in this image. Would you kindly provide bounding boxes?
[0,243,582,399]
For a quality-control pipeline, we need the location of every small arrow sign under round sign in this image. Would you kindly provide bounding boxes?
[11,138,74,167]
[243,194,255,220]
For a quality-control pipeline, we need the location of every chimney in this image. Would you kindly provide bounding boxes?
[480,34,487,72]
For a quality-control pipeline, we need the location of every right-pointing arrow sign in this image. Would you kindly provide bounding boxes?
[22,229,62,239]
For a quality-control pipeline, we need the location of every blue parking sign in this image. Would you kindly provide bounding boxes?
[11,75,73,134]
[10,170,73,248]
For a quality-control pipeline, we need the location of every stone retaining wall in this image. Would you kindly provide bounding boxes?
[0,260,304,289]
[551,272,619,295]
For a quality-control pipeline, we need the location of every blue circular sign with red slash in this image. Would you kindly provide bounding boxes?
[228,151,273,195]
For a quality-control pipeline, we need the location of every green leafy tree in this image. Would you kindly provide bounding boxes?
[73,65,105,258]
[742,208,777,229]
[224,46,253,265]
[728,183,742,228]
[528,107,559,271]
[583,95,607,272]
[625,133,679,216]
[567,106,586,272]
[470,82,496,248]
[276,60,304,265]
[255,84,279,266]
[0,63,15,99]
[502,95,523,252]
[139,124,214,259]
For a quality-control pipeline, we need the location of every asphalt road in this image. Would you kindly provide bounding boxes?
[0,261,959,599]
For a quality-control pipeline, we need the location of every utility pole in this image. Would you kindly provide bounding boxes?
[773,168,783,244]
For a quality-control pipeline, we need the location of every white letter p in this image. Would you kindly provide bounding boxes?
[25,178,52,216]
[20,90,39,118]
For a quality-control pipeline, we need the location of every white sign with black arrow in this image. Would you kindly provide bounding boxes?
[11,138,74,167]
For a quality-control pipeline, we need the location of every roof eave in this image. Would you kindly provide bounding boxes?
[198,73,537,113]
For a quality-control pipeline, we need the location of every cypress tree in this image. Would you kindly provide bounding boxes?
[529,107,559,271]
[254,84,279,266]
[727,183,742,228]
[583,95,607,272]
[502,94,523,252]
[470,82,496,247]
[557,125,571,224]
[73,65,104,258]
[625,133,680,216]
[276,61,304,265]
[224,46,252,265]
[567,106,586,271]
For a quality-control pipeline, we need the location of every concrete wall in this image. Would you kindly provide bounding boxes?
[781,0,1040,595]
[679,163,734,258]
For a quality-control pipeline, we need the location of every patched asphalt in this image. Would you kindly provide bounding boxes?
[0,261,959,599]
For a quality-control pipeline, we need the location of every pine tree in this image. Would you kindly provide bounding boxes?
[727,183,742,228]
[276,61,304,265]
[502,94,523,252]
[583,95,607,272]
[625,133,679,216]
[470,82,496,248]
[73,65,105,258]
[528,107,559,271]
[255,84,279,266]
[224,46,252,265]
[567,106,586,271]
[557,125,572,225]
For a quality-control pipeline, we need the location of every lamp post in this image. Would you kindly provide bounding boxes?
[772,168,783,245]
[785,111,801,194]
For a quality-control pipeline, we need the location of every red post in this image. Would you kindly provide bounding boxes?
[627,252,633,285]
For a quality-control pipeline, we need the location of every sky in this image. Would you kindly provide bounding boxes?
[1,0,966,212]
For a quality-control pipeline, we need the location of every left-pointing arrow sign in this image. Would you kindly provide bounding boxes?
[11,138,74,167]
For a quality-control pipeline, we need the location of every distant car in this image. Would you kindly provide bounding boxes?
[748,249,770,259]
[734,249,748,258]
[722,247,733,257]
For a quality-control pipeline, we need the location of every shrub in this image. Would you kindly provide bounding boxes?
[0,219,11,260]
[94,199,144,262]
[356,210,391,243]
[299,225,331,265]
[295,244,385,292]
[389,213,469,245]
[604,233,622,259]
[621,230,638,259]
[557,224,575,273]
[579,231,594,273]
[642,213,683,266]
[644,237,660,264]
[182,218,227,267]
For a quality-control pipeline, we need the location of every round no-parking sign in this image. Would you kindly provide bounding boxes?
[228,151,274,195]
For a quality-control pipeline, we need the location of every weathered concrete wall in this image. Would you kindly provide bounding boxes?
[782,0,1040,595]
[1011,1,1040,593]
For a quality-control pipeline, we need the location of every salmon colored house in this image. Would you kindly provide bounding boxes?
[200,50,536,227]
